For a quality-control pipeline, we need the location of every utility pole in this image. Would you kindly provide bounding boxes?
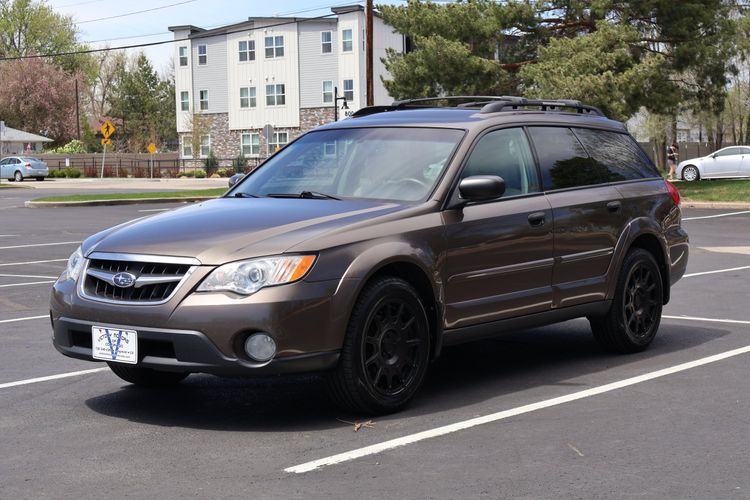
[74,79,81,140]
[366,0,374,106]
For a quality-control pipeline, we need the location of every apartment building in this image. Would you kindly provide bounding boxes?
[168,5,404,161]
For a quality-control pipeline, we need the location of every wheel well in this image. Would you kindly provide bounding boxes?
[367,262,440,358]
[682,164,699,179]
[629,234,670,305]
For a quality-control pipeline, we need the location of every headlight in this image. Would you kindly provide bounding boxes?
[62,246,85,282]
[197,255,316,295]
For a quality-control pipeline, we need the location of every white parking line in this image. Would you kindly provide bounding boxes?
[0,234,16,237]
[0,368,108,390]
[0,273,58,279]
[683,265,750,278]
[0,315,48,324]
[0,258,68,267]
[663,315,750,325]
[286,344,750,474]
[0,241,79,250]
[683,210,750,221]
[0,280,56,288]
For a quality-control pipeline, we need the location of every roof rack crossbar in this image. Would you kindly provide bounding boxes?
[479,98,605,117]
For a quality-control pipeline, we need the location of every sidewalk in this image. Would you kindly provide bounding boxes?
[14,177,228,191]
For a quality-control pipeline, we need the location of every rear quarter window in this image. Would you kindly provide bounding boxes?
[572,128,660,181]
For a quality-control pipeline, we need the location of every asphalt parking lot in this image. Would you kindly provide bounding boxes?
[1,190,749,498]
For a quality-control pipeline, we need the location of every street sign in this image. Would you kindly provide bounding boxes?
[147,143,157,154]
[100,120,115,139]
[101,138,111,145]
[262,124,274,141]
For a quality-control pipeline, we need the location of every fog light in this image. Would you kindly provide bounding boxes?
[244,333,276,362]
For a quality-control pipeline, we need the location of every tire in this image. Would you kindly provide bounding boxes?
[589,248,663,353]
[14,171,22,182]
[326,276,431,414]
[107,362,189,386]
[35,177,44,181]
[682,165,699,182]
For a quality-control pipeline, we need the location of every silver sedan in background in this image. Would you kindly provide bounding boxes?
[0,156,49,181]
[677,146,750,181]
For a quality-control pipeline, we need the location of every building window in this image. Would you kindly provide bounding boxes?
[322,80,333,104]
[182,136,192,157]
[241,133,260,156]
[200,135,210,157]
[342,29,353,52]
[239,40,255,62]
[240,87,256,108]
[321,31,332,53]
[265,84,286,106]
[197,45,207,65]
[178,46,188,66]
[264,36,284,58]
[180,91,189,111]
[199,90,209,110]
[268,132,288,154]
[343,79,354,101]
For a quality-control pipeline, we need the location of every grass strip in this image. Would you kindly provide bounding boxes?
[33,188,227,203]
[676,179,750,202]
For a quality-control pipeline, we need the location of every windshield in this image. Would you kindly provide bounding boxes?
[232,127,464,202]
[20,157,40,162]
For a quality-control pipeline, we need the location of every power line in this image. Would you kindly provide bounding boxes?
[77,0,199,25]
[0,11,347,61]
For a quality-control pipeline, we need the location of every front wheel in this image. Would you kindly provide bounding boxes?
[589,249,663,353]
[107,363,189,386]
[326,277,431,414]
[682,165,699,182]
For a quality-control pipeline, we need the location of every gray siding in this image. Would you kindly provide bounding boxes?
[192,35,228,113]
[298,21,338,108]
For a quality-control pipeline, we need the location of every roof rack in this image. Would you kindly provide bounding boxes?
[350,95,605,118]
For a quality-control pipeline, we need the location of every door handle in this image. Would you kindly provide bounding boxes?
[607,201,622,213]
[528,211,546,227]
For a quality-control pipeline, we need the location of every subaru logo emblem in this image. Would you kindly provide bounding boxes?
[112,272,137,288]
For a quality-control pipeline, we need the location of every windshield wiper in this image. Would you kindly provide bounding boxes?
[233,192,261,198]
[266,191,341,200]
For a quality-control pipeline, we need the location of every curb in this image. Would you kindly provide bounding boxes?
[681,201,750,209]
[24,196,216,208]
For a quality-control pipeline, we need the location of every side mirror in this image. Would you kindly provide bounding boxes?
[228,173,244,188]
[458,175,506,202]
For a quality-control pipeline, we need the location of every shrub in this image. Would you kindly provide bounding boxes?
[64,168,81,178]
[83,166,98,177]
[179,170,195,178]
[46,139,87,154]
[194,169,206,178]
[232,155,248,174]
[118,167,129,178]
[217,167,235,177]
[48,169,65,178]
[203,151,218,177]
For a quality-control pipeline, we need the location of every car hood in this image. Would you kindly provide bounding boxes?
[84,197,404,265]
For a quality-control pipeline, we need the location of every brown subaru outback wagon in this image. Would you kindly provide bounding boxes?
[52,96,688,414]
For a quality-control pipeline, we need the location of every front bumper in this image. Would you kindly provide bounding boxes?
[53,317,339,375]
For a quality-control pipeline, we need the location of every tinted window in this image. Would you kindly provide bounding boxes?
[573,128,659,181]
[741,147,750,155]
[715,147,740,157]
[461,128,539,197]
[528,127,606,190]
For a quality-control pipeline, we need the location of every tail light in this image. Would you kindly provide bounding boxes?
[24,162,31,167]
[665,180,680,205]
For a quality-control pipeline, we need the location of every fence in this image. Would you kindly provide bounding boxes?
[37,153,265,178]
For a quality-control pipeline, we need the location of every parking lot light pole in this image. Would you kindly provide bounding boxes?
[334,87,349,122]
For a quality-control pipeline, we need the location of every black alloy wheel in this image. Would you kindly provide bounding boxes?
[326,276,431,414]
[589,248,663,353]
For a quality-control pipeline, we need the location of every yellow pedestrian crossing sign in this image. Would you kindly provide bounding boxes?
[100,120,115,139]
[101,138,111,145]
[148,143,157,154]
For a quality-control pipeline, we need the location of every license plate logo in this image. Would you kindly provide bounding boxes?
[92,326,138,364]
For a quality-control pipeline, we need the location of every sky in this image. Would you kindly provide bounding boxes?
[46,0,404,74]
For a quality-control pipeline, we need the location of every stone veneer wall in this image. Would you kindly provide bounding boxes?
[179,107,335,166]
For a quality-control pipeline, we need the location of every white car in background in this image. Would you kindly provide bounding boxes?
[677,146,750,181]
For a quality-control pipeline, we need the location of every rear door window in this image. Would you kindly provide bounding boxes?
[527,126,606,190]
[572,128,660,181]
[460,128,540,197]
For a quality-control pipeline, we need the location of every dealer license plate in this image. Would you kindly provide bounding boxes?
[92,326,138,364]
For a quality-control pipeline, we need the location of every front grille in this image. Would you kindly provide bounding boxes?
[82,258,191,303]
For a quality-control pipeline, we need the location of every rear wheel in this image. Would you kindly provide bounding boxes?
[326,276,431,414]
[107,363,189,386]
[589,248,663,353]
[14,171,22,182]
[682,165,699,182]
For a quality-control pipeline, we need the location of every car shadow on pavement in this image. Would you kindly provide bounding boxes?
[84,319,730,431]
